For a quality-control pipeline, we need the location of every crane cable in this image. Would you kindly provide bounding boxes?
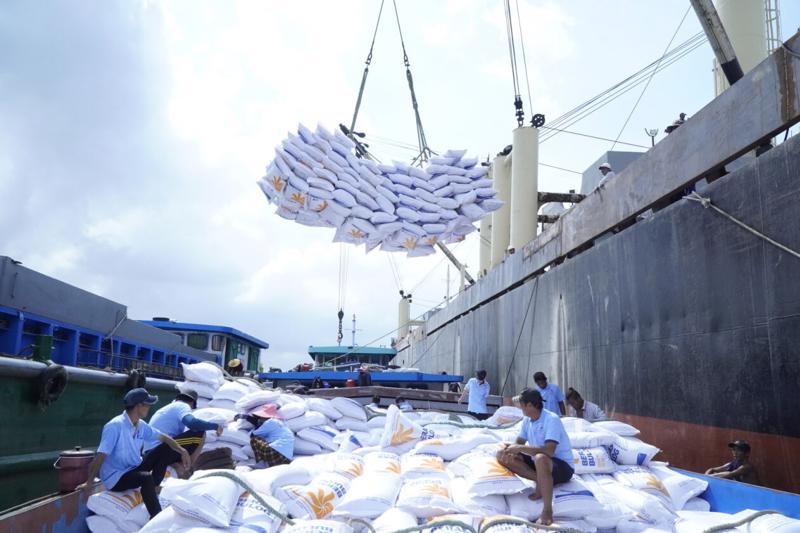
[348,0,385,148]
[503,0,524,126]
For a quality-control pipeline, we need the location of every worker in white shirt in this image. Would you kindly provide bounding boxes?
[565,388,607,422]
[459,369,490,420]
[533,372,566,416]
[597,163,615,188]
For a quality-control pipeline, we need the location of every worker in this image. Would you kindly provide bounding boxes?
[395,396,413,412]
[533,372,566,416]
[248,404,295,467]
[77,388,190,518]
[367,395,382,410]
[496,388,573,526]
[458,369,490,420]
[565,388,607,422]
[448,381,462,393]
[144,390,224,478]
[227,358,243,377]
[705,440,760,484]
[357,367,373,386]
[597,163,615,188]
[311,376,323,389]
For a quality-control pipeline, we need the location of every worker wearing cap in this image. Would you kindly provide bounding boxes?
[248,404,295,467]
[597,163,615,188]
[227,358,244,376]
[144,390,224,477]
[497,388,574,526]
[77,388,190,518]
[705,440,760,484]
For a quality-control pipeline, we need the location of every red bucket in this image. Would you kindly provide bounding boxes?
[54,446,95,493]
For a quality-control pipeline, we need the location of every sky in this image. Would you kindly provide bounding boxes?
[1,1,797,371]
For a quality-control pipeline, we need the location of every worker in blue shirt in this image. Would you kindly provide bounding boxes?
[78,388,190,518]
[497,388,574,526]
[533,371,566,416]
[246,404,295,467]
[145,390,224,478]
[458,369,490,420]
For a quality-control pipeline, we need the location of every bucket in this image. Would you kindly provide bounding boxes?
[54,446,95,493]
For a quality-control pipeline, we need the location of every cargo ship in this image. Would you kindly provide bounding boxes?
[393,15,800,494]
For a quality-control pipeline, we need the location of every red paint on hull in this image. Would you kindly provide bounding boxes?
[613,412,800,493]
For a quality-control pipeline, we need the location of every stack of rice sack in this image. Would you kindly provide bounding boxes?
[257,124,503,257]
[176,362,226,408]
[130,394,800,533]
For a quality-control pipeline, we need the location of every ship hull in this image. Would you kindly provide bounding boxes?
[396,133,800,492]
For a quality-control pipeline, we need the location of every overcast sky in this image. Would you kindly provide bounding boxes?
[2,1,797,370]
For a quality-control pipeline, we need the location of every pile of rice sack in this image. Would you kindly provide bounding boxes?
[257,124,503,257]
[87,365,800,533]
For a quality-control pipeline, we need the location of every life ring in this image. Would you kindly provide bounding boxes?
[37,364,67,409]
[125,369,147,391]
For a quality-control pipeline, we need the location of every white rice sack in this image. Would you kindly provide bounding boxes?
[297,426,340,451]
[230,492,286,533]
[396,478,459,518]
[560,417,594,433]
[330,452,365,479]
[479,198,504,212]
[132,506,179,533]
[401,453,448,479]
[379,405,436,448]
[568,431,617,448]
[209,398,238,411]
[732,509,800,533]
[505,491,540,521]
[451,481,508,516]
[540,478,605,519]
[333,473,402,518]
[306,398,342,420]
[218,423,252,447]
[86,515,125,533]
[335,416,369,432]
[423,514,483,533]
[487,406,524,426]
[607,436,660,466]
[613,466,674,508]
[674,511,737,533]
[87,490,149,532]
[413,432,498,461]
[363,451,402,475]
[572,447,617,474]
[616,517,674,533]
[593,475,676,524]
[182,362,224,387]
[286,411,327,432]
[171,475,243,527]
[649,463,708,510]
[278,401,308,420]
[594,420,640,437]
[244,463,312,495]
[681,497,710,512]
[283,519,354,533]
[458,453,527,497]
[294,438,324,456]
[196,398,211,409]
[176,380,218,400]
[372,507,419,533]
[235,390,281,413]
[279,473,350,519]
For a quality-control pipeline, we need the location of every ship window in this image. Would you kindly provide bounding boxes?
[238,343,246,355]
[187,333,208,350]
[211,335,224,352]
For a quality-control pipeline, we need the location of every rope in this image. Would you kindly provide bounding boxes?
[538,162,583,175]
[348,0,386,137]
[388,520,478,533]
[500,276,540,396]
[610,6,691,150]
[700,510,782,533]
[420,419,518,430]
[479,517,587,533]
[540,126,649,149]
[194,471,295,526]
[350,518,377,533]
[684,192,800,260]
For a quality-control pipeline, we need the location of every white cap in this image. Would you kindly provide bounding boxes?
[598,163,611,170]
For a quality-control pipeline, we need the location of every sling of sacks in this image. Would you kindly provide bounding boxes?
[257,124,503,257]
[119,380,800,533]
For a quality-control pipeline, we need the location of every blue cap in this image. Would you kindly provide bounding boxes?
[124,388,158,407]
